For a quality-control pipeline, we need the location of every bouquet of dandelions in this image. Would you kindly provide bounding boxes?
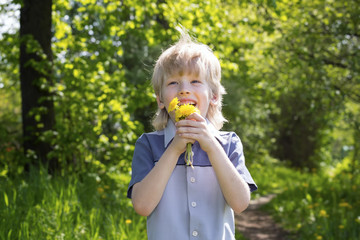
[168,97,200,168]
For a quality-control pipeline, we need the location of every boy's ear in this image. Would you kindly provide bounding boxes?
[156,95,165,109]
[210,94,219,106]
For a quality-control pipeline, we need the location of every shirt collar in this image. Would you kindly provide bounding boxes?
[164,119,225,148]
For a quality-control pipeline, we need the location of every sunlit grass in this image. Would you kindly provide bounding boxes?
[1,156,359,240]
[0,166,147,240]
[249,156,360,240]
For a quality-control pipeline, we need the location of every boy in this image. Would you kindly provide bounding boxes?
[127,31,257,240]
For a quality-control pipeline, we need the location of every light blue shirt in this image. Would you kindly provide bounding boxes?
[128,120,257,240]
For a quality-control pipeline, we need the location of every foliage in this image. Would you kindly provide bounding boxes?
[49,0,153,172]
[220,0,359,168]
[270,0,358,168]
[1,0,359,174]
[0,22,24,175]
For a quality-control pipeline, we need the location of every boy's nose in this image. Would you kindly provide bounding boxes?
[179,82,190,95]
[179,89,190,95]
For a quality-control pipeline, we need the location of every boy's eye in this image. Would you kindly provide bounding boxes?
[191,80,201,84]
[168,81,178,85]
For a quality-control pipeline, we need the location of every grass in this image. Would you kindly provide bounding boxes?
[248,156,360,240]
[235,230,247,240]
[0,166,147,240]
[0,165,249,240]
[1,156,359,240]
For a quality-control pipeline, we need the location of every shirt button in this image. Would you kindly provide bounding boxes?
[190,177,196,183]
[192,230,198,237]
[191,201,197,207]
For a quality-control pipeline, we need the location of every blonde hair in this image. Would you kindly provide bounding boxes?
[151,30,227,130]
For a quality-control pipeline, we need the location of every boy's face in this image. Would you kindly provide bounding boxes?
[157,73,217,122]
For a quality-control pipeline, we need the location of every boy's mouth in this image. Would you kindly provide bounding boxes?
[179,100,197,107]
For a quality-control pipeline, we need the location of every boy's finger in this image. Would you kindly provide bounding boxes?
[185,112,203,121]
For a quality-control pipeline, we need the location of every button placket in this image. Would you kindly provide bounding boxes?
[188,169,197,209]
[187,166,199,239]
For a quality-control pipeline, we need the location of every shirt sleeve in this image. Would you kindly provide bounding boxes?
[228,132,258,192]
[127,134,155,198]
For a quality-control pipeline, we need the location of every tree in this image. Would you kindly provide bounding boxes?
[3,0,356,175]
[20,0,57,171]
[246,0,360,168]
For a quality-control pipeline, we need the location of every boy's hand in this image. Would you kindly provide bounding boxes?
[170,132,195,155]
[175,113,217,154]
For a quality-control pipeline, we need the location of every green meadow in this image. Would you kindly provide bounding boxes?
[1,157,359,239]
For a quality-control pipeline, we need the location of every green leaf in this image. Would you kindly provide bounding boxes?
[4,192,8,207]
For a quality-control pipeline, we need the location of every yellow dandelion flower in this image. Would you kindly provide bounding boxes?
[125,219,132,224]
[316,235,323,240]
[175,109,183,122]
[168,97,200,168]
[339,202,352,208]
[168,97,179,112]
[175,104,200,122]
[319,210,328,218]
[97,187,104,194]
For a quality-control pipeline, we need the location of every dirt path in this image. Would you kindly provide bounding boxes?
[235,194,290,240]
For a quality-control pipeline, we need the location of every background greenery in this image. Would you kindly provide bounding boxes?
[0,0,359,239]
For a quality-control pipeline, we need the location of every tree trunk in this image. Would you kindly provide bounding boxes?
[20,0,58,172]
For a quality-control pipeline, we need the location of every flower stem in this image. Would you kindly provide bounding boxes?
[185,143,194,169]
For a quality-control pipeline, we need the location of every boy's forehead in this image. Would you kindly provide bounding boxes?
[167,71,202,79]
[164,56,204,75]
[163,72,207,84]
